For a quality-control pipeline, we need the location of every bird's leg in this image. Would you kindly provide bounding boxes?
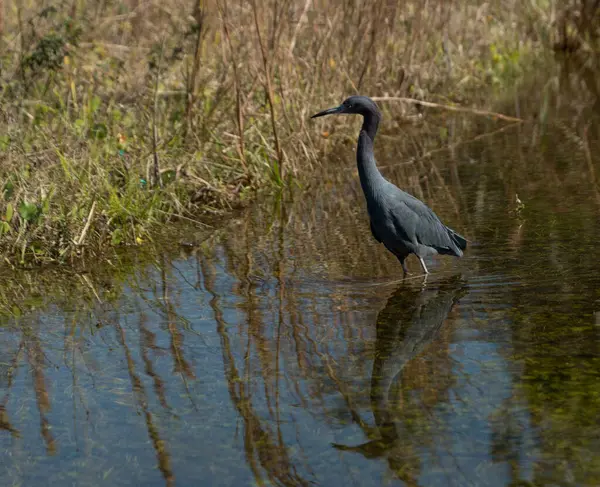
[399,257,410,277]
[418,257,429,275]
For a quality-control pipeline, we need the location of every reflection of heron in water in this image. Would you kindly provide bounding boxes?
[333,275,467,474]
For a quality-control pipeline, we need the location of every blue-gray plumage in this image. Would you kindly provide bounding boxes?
[311,95,467,275]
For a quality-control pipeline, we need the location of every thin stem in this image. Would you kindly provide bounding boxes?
[251,0,284,181]
[152,40,164,189]
[185,0,205,139]
[220,0,248,172]
[372,96,524,122]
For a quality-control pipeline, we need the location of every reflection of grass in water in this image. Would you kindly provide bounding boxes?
[0,255,207,485]
[201,246,314,487]
[115,320,174,486]
[501,289,600,485]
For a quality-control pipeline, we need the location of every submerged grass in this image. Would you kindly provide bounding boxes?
[0,0,598,265]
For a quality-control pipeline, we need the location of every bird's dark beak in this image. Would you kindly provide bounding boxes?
[310,105,344,119]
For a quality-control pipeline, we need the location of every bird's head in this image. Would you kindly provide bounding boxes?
[311,95,381,119]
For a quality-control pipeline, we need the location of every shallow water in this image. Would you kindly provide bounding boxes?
[2,116,600,486]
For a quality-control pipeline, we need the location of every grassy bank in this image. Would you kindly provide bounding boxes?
[0,0,597,265]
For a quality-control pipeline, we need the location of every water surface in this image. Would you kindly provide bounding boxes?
[2,113,600,486]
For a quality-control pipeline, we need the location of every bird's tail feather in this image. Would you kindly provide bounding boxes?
[447,227,467,251]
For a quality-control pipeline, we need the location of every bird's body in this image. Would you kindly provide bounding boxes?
[311,95,466,275]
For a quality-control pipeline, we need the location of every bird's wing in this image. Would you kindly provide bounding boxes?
[370,221,382,243]
[388,191,460,255]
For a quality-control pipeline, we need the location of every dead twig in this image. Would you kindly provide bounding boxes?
[76,201,97,246]
[251,0,284,181]
[185,0,206,139]
[372,96,524,123]
[288,0,312,56]
[219,0,248,172]
[152,39,165,189]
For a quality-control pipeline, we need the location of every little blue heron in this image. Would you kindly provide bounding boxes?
[311,95,467,275]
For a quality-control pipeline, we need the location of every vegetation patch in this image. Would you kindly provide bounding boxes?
[0,0,597,265]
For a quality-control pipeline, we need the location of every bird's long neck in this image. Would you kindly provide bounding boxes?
[361,111,380,141]
[357,113,384,199]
